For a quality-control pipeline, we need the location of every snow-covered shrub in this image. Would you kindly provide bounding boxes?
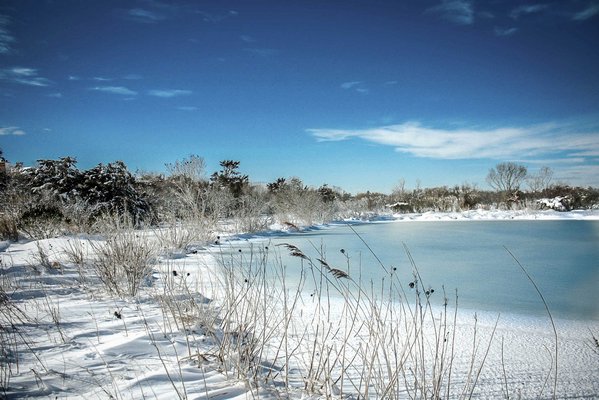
[4,158,153,237]
[0,164,58,239]
[26,157,80,199]
[536,185,599,210]
[537,196,572,211]
[79,161,152,224]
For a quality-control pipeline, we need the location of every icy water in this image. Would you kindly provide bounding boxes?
[257,220,599,321]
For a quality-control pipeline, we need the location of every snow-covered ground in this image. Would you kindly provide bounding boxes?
[1,209,598,399]
[390,208,599,222]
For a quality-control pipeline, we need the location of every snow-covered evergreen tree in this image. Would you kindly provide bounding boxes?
[27,157,81,200]
[79,161,151,223]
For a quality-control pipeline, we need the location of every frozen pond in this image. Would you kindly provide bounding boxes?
[234,220,599,321]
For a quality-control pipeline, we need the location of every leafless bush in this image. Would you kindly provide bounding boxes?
[232,191,272,233]
[0,213,18,241]
[154,218,215,252]
[90,221,157,297]
[0,166,27,241]
[269,180,338,226]
[0,274,32,396]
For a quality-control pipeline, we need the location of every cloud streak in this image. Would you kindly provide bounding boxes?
[309,121,599,162]
[147,89,192,98]
[0,14,15,54]
[127,8,166,23]
[90,86,138,95]
[0,67,52,87]
[427,0,474,25]
[196,10,238,23]
[341,81,369,94]
[123,1,184,23]
[510,4,549,19]
[0,126,26,136]
[573,3,599,20]
[494,27,518,37]
[243,48,278,57]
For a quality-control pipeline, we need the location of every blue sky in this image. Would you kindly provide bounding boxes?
[1,0,598,193]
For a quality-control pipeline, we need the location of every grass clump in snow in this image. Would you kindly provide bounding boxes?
[90,216,158,297]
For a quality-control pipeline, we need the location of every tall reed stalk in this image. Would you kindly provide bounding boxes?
[209,235,495,398]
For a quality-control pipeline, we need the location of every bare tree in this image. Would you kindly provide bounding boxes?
[392,178,407,200]
[486,162,528,192]
[165,154,206,182]
[526,166,553,192]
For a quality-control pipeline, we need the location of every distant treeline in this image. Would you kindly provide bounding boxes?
[0,153,597,241]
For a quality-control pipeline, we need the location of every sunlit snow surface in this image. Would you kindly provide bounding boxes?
[1,210,598,399]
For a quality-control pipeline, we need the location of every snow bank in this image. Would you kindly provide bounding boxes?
[391,208,599,221]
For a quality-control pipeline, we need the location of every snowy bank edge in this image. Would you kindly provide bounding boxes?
[390,209,599,222]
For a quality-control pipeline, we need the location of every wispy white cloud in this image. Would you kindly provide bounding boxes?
[510,4,549,19]
[196,10,238,23]
[524,157,587,165]
[573,3,599,20]
[70,74,141,82]
[122,1,186,23]
[0,14,15,54]
[90,86,138,95]
[341,81,361,90]
[243,48,278,57]
[427,0,474,25]
[148,89,192,98]
[0,67,52,87]
[240,35,255,43]
[46,92,63,98]
[341,81,369,94]
[308,121,599,162]
[0,126,26,136]
[177,106,198,111]
[554,164,599,186]
[494,27,518,37]
[127,8,166,23]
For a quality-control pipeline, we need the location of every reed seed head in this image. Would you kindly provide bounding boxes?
[329,268,349,279]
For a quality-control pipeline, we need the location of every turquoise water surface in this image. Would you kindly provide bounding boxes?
[254,220,599,321]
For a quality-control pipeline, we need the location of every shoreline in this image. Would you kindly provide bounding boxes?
[389,208,599,222]
[229,208,599,242]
